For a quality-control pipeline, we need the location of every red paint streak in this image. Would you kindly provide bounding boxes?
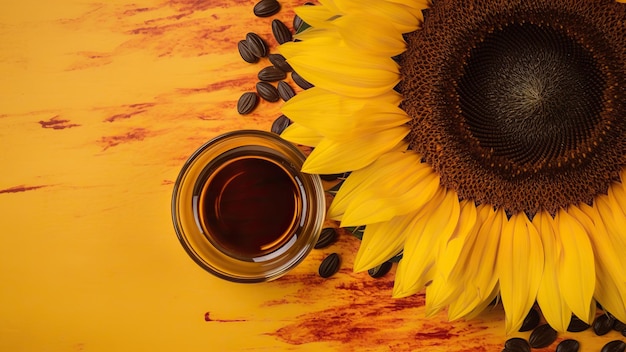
[203,312,246,322]
[38,116,80,130]
[161,180,174,186]
[0,185,48,194]
[98,128,151,150]
[414,328,455,340]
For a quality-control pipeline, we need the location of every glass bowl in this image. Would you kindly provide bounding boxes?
[171,130,326,283]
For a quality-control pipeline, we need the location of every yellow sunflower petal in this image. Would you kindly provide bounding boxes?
[353,211,414,272]
[327,151,434,221]
[392,189,460,298]
[288,56,399,98]
[334,14,407,56]
[556,208,596,323]
[279,122,323,147]
[574,201,626,322]
[533,211,571,332]
[332,0,423,32]
[464,283,501,320]
[301,126,408,174]
[281,87,407,139]
[497,213,544,333]
[447,207,504,320]
[293,5,339,29]
[424,200,478,315]
[340,166,439,226]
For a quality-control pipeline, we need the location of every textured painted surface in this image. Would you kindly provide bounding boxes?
[0,1,622,351]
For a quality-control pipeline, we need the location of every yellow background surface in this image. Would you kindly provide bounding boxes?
[0,0,622,350]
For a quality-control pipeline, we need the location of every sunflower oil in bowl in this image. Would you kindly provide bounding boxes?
[172,130,325,283]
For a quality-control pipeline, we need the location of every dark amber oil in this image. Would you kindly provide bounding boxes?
[195,153,303,260]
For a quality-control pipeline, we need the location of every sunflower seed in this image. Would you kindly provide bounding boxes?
[268,53,292,72]
[519,308,540,332]
[270,114,291,134]
[272,19,292,44]
[256,81,280,102]
[245,32,268,58]
[614,319,626,332]
[504,337,530,352]
[258,66,286,82]
[253,0,280,17]
[601,340,626,352]
[594,314,615,336]
[314,228,338,249]
[277,81,295,101]
[292,13,303,32]
[567,315,590,332]
[556,339,580,352]
[237,40,259,63]
[292,71,314,89]
[529,324,557,349]
[368,261,393,279]
[236,92,258,115]
[319,253,340,278]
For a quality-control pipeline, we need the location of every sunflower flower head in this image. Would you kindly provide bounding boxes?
[280,0,626,333]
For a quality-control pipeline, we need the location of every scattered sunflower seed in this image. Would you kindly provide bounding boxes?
[277,81,295,101]
[594,314,615,336]
[236,92,259,115]
[237,40,259,63]
[292,71,314,89]
[258,66,287,82]
[368,261,393,279]
[556,339,580,352]
[292,13,303,33]
[567,315,590,332]
[503,337,530,352]
[268,53,292,72]
[270,114,291,134]
[253,0,280,17]
[272,19,292,44]
[519,308,540,332]
[245,32,268,58]
[314,228,338,249]
[601,340,626,352]
[256,81,280,102]
[319,253,340,278]
[529,324,557,349]
[614,319,626,332]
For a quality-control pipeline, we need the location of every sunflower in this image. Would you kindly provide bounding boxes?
[279,0,626,333]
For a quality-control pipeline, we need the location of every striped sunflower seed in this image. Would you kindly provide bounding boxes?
[268,53,292,72]
[567,315,590,332]
[237,40,258,63]
[556,339,580,352]
[256,81,279,102]
[314,228,338,249]
[272,19,292,44]
[253,0,280,17]
[291,71,313,89]
[594,314,615,336]
[504,337,530,352]
[277,81,295,101]
[258,66,286,82]
[368,261,393,279]
[236,92,258,115]
[519,308,540,332]
[601,340,626,352]
[528,324,557,349]
[318,253,340,278]
[245,32,268,58]
[271,115,291,134]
